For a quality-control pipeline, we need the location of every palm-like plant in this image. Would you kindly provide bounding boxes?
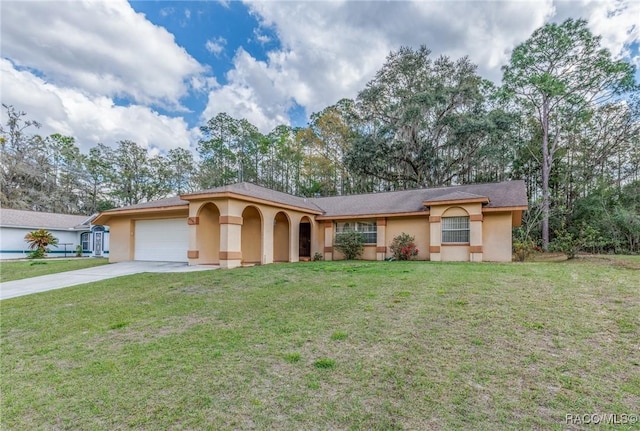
[24,229,59,257]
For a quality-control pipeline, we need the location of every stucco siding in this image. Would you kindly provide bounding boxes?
[107,218,133,262]
[385,217,430,260]
[483,212,513,262]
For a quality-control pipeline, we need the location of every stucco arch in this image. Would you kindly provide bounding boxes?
[241,205,263,264]
[197,202,220,264]
[299,215,313,259]
[273,211,290,262]
[441,206,470,217]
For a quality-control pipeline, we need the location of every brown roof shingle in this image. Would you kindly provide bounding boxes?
[183,182,323,212]
[311,180,527,217]
[98,180,527,219]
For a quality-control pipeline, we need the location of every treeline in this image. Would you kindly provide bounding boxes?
[1,19,639,253]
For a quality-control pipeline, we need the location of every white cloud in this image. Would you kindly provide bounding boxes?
[1,0,204,109]
[205,37,227,56]
[203,0,557,132]
[1,59,199,154]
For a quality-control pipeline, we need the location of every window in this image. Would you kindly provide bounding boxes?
[442,216,469,243]
[81,232,90,251]
[335,221,377,244]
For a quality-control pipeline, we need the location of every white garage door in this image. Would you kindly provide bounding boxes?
[134,218,189,262]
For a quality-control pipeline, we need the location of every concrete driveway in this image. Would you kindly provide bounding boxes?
[0,261,218,300]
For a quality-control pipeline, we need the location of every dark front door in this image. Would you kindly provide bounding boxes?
[299,223,311,257]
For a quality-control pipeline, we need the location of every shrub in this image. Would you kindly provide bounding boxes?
[313,252,323,261]
[75,244,83,257]
[24,229,58,258]
[334,231,364,260]
[550,221,583,259]
[513,228,537,262]
[389,233,419,260]
[28,248,46,259]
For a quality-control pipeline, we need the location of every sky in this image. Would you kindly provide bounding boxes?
[1,0,639,155]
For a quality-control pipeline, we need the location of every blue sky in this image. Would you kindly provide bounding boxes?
[1,0,639,154]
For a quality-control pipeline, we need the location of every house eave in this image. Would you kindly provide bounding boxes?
[182,191,323,215]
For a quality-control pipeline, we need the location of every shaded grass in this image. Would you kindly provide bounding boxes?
[2,258,639,430]
[0,258,109,282]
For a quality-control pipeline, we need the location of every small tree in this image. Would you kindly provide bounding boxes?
[24,229,58,258]
[334,231,365,260]
[390,233,419,261]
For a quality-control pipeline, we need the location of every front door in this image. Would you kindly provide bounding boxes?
[94,232,103,256]
[299,223,311,258]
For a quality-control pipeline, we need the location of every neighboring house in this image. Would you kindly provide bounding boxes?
[0,208,110,259]
[93,180,527,267]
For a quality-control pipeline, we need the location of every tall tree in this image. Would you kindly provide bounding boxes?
[501,18,637,250]
[348,46,512,190]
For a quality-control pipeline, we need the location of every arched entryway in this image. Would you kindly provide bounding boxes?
[299,216,312,260]
[197,203,220,264]
[241,206,262,264]
[273,212,290,262]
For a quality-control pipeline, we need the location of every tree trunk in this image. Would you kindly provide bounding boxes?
[541,100,551,251]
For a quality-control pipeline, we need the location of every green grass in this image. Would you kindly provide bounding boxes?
[2,257,639,430]
[0,258,108,282]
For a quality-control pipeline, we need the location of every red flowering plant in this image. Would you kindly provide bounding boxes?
[390,233,419,260]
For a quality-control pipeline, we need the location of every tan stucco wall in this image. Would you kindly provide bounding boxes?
[273,212,290,262]
[105,209,188,263]
[106,217,133,262]
[241,206,262,264]
[483,212,513,262]
[333,244,377,261]
[385,216,430,260]
[196,203,220,264]
[441,245,471,261]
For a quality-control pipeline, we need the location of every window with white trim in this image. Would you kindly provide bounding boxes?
[442,216,469,243]
[81,232,90,251]
[335,221,377,244]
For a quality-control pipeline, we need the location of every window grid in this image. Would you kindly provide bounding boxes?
[81,232,90,251]
[335,221,377,244]
[442,216,470,243]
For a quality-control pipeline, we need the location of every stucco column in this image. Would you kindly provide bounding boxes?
[263,216,274,265]
[290,219,300,263]
[323,221,333,261]
[429,215,441,262]
[376,218,387,261]
[469,214,483,262]
[219,215,243,268]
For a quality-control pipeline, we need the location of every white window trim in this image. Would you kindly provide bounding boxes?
[441,216,470,244]
[335,221,377,244]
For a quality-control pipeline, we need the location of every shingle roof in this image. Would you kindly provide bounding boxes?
[100,196,189,213]
[183,182,323,212]
[311,180,527,217]
[424,191,488,203]
[98,180,527,219]
[0,208,91,230]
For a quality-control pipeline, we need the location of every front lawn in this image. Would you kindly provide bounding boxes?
[2,258,639,430]
[0,258,109,282]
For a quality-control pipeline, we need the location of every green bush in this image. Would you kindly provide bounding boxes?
[389,233,419,260]
[334,231,365,260]
[75,244,83,257]
[28,248,46,259]
[512,228,537,262]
